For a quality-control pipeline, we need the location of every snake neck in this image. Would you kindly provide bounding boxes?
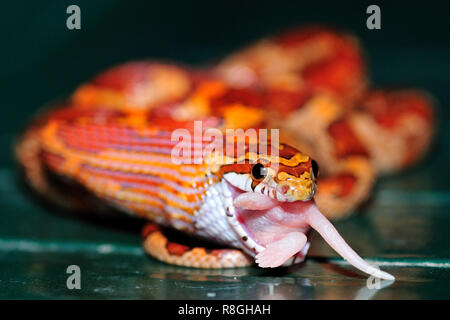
[193,179,242,249]
[194,179,268,257]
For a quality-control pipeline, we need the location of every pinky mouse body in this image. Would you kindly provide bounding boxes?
[234,191,393,280]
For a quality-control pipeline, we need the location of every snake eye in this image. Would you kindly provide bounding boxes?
[251,163,266,180]
[311,160,319,178]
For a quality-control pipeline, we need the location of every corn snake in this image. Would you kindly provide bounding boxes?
[15,27,434,279]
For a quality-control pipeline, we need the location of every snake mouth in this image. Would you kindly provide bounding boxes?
[222,180,266,255]
[222,180,311,256]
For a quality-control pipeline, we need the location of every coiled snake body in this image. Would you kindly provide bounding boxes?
[15,27,434,280]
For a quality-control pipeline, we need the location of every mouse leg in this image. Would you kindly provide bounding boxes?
[255,232,307,268]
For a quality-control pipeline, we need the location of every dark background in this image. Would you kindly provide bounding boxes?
[0,0,449,137]
[1,0,450,299]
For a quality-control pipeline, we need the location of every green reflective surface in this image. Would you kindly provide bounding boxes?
[2,250,449,300]
[1,137,450,299]
[0,0,449,300]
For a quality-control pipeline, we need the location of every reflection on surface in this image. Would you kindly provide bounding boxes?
[139,260,396,300]
[148,265,254,282]
[354,279,395,300]
[142,264,315,299]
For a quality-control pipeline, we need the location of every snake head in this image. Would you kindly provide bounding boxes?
[219,143,318,202]
[219,142,394,280]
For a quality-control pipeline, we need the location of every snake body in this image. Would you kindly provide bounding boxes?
[15,27,434,279]
[15,77,317,269]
